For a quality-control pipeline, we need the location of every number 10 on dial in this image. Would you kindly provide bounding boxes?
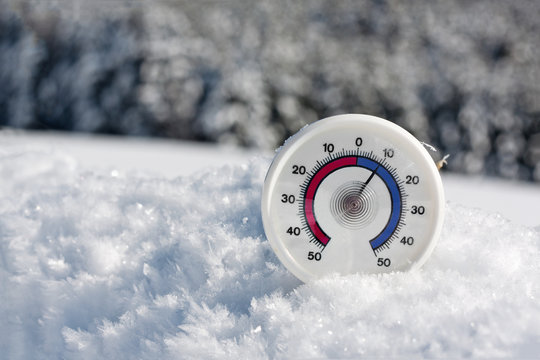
[261,114,445,282]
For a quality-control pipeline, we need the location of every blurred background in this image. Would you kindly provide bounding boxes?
[1,0,539,181]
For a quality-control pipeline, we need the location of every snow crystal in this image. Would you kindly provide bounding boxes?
[1,147,539,359]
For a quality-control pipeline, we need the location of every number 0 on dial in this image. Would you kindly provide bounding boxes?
[261,114,445,282]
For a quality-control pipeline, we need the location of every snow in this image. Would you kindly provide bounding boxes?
[3,129,538,227]
[444,173,540,229]
[1,132,540,359]
[0,129,251,179]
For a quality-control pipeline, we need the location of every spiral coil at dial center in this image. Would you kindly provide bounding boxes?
[329,181,378,229]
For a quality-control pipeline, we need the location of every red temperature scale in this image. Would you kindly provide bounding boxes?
[261,114,445,282]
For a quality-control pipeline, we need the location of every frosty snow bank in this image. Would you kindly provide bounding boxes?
[1,143,539,358]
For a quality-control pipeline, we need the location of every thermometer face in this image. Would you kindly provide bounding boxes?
[261,114,445,282]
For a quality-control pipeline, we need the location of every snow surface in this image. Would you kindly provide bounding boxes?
[3,129,538,228]
[1,135,540,359]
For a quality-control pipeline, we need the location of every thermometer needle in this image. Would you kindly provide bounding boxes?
[358,164,381,204]
[339,164,380,217]
[357,164,380,197]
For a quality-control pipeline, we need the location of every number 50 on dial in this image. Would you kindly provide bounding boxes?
[261,114,445,282]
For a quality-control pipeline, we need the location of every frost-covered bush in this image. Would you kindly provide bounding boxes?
[1,0,539,181]
[0,1,151,135]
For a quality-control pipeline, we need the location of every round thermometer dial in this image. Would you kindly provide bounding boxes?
[261,114,444,282]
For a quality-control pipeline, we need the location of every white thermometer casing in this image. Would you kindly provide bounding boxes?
[261,114,445,282]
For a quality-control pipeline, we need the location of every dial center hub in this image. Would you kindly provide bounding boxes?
[329,180,378,230]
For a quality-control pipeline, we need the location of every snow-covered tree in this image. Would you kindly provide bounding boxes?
[1,0,539,181]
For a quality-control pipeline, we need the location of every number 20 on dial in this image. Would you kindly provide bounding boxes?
[261,114,445,282]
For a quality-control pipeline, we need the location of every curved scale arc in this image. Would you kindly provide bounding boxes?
[303,154,403,250]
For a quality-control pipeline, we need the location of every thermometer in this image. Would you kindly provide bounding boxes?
[261,114,445,282]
